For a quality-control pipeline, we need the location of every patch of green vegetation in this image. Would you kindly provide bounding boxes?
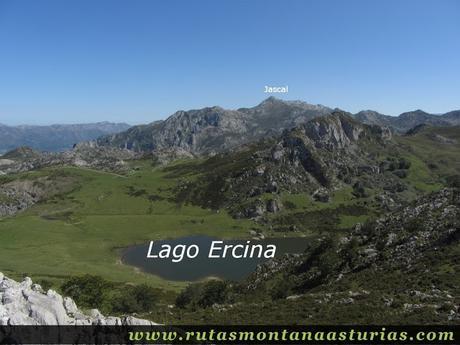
[402,154,443,192]
[61,274,166,315]
[395,126,460,192]
[338,214,369,228]
[176,279,228,309]
[272,204,371,233]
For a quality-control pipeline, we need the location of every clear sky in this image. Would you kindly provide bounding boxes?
[0,0,459,125]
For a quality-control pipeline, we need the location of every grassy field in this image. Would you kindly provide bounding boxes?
[0,162,254,290]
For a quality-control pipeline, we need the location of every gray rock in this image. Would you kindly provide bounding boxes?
[0,273,158,325]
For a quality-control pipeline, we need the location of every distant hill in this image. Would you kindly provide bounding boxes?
[0,122,131,153]
[354,109,460,132]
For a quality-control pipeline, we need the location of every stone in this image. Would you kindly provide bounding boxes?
[312,189,329,202]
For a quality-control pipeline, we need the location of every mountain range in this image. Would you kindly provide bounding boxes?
[355,109,460,132]
[1,98,459,156]
[95,97,460,155]
[0,122,131,154]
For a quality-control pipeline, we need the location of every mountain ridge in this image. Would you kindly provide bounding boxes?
[95,97,459,155]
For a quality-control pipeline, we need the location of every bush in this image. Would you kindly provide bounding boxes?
[398,158,411,170]
[61,275,112,309]
[197,280,228,308]
[113,284,158,313]
[175,285,196,309]
[175,280,228,309]
[61,275,158,314]
[37,279,53,292]
[131,284,158,311]
[352,182,368,198]
[283,201,297,210]
[268,276,292,300]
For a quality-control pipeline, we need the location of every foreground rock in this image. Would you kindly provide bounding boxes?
[0,273,157,325]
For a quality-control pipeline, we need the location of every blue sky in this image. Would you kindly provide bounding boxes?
[0,0,459,125]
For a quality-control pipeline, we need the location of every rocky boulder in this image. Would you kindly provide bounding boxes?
[0,273,157,325]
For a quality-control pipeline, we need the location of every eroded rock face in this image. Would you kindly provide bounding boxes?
[0,273,157,325]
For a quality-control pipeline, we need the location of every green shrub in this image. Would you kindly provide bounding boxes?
[175,280,228,309]
[197,280,228,308]
[283,201,297,210]
[398,158,411,170]
[268,276,292,300]
[61,275,111,309]
[175,284,199,309]
[61,275,158,314]
[352,182,368,198]
[37,279,53,292]
[113,284,158,313]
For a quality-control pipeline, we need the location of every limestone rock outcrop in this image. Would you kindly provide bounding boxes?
[0,273,157,325]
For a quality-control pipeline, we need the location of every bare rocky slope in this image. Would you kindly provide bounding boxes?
[0,273,155,325]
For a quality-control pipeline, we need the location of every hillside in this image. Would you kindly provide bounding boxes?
[0,122,131,153]
[165,114,460,234]
[171,188,459,324]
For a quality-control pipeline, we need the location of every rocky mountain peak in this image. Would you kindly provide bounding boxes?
[400,109,430,118]
[296,112,365,150]
[257,96,284,106]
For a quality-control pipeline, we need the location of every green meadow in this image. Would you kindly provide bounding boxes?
[0,162,253,290]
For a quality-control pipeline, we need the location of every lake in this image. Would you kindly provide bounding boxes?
[121,235,309,282]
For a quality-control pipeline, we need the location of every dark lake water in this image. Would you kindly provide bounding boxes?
[121,235,309,282]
